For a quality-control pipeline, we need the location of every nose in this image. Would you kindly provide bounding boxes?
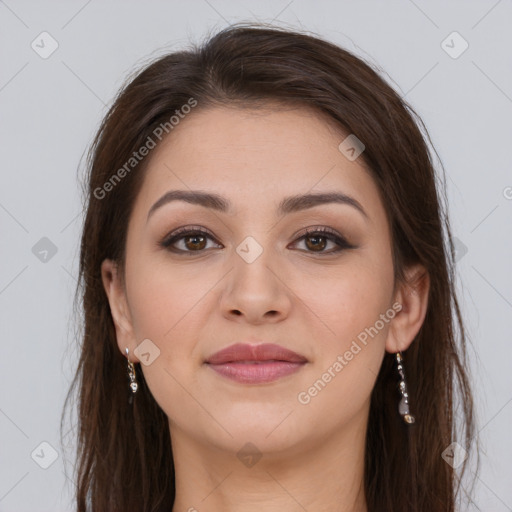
[219,247,292,325]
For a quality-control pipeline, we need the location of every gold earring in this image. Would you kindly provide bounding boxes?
[125,347,138,395]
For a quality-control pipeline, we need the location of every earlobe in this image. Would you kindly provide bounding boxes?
[100,259,139,360]
[385,264,430,353]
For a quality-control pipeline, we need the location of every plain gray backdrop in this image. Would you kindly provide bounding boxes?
[1,1,511,510]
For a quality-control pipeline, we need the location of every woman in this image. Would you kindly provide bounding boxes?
[63,23,477,511]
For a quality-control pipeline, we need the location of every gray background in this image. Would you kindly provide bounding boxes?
[1,1,511,510]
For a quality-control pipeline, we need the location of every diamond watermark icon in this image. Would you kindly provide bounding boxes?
[338,134,365,161]
[441,31,469,59]
[452,237,468,262]
[134,338,161,366]
[236,236,263,264]
[237,442,262,468]
[31,31,59,59]
[31,441,59,469]
[32,237,58,263]
[441,442,467,469]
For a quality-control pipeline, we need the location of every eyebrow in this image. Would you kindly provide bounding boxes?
[146,189,368,223]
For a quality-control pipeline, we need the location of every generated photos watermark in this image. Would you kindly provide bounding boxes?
[297,301,402,405]
[94,97,198,200]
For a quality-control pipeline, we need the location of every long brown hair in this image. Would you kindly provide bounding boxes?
[62,22,478,511]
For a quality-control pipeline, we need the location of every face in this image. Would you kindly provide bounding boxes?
[103,105,417,456]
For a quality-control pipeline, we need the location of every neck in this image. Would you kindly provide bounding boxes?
[169,413,368,512]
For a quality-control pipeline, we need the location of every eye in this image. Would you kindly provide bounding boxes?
[159,225,354,255]
[290,226,354,254]
[159,226,222,254]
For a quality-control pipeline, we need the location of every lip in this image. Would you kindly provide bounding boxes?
[205,343,307,364]
[205,343,308,384]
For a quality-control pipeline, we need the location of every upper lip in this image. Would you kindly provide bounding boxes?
[205,343,308,364]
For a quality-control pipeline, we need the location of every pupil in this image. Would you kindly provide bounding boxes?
[306,235,326,251]
[186,235,206,250]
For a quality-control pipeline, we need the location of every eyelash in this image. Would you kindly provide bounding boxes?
[159,225,355,255]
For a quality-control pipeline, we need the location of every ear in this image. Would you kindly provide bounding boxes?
[101,258,140,362]
[385,264,430,353]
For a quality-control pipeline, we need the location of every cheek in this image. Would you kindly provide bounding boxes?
[294,255,394,406]
[125,254,210,340]
[300,257,393,345]
[124,257,212,421]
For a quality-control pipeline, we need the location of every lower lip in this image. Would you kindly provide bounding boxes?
[206,361,306,384]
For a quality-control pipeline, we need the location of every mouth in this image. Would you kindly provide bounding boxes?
[204,343,308,384]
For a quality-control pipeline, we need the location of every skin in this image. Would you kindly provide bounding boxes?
[102,104,429,512]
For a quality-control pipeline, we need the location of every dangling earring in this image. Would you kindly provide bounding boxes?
[125,347,138,396]
[396,351,415,424]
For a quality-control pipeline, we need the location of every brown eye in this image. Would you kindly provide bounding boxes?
[160,228,221,254]
[160,226,354,256]
[304,233,328,252]
[292,227,354,254]
[182,233,207,251]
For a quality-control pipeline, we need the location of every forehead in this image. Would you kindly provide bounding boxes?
[131,105,385,222]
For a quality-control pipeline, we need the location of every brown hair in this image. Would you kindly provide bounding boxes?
[62,22,478,511]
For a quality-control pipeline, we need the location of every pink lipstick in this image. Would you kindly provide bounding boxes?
[205,343,307,384]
